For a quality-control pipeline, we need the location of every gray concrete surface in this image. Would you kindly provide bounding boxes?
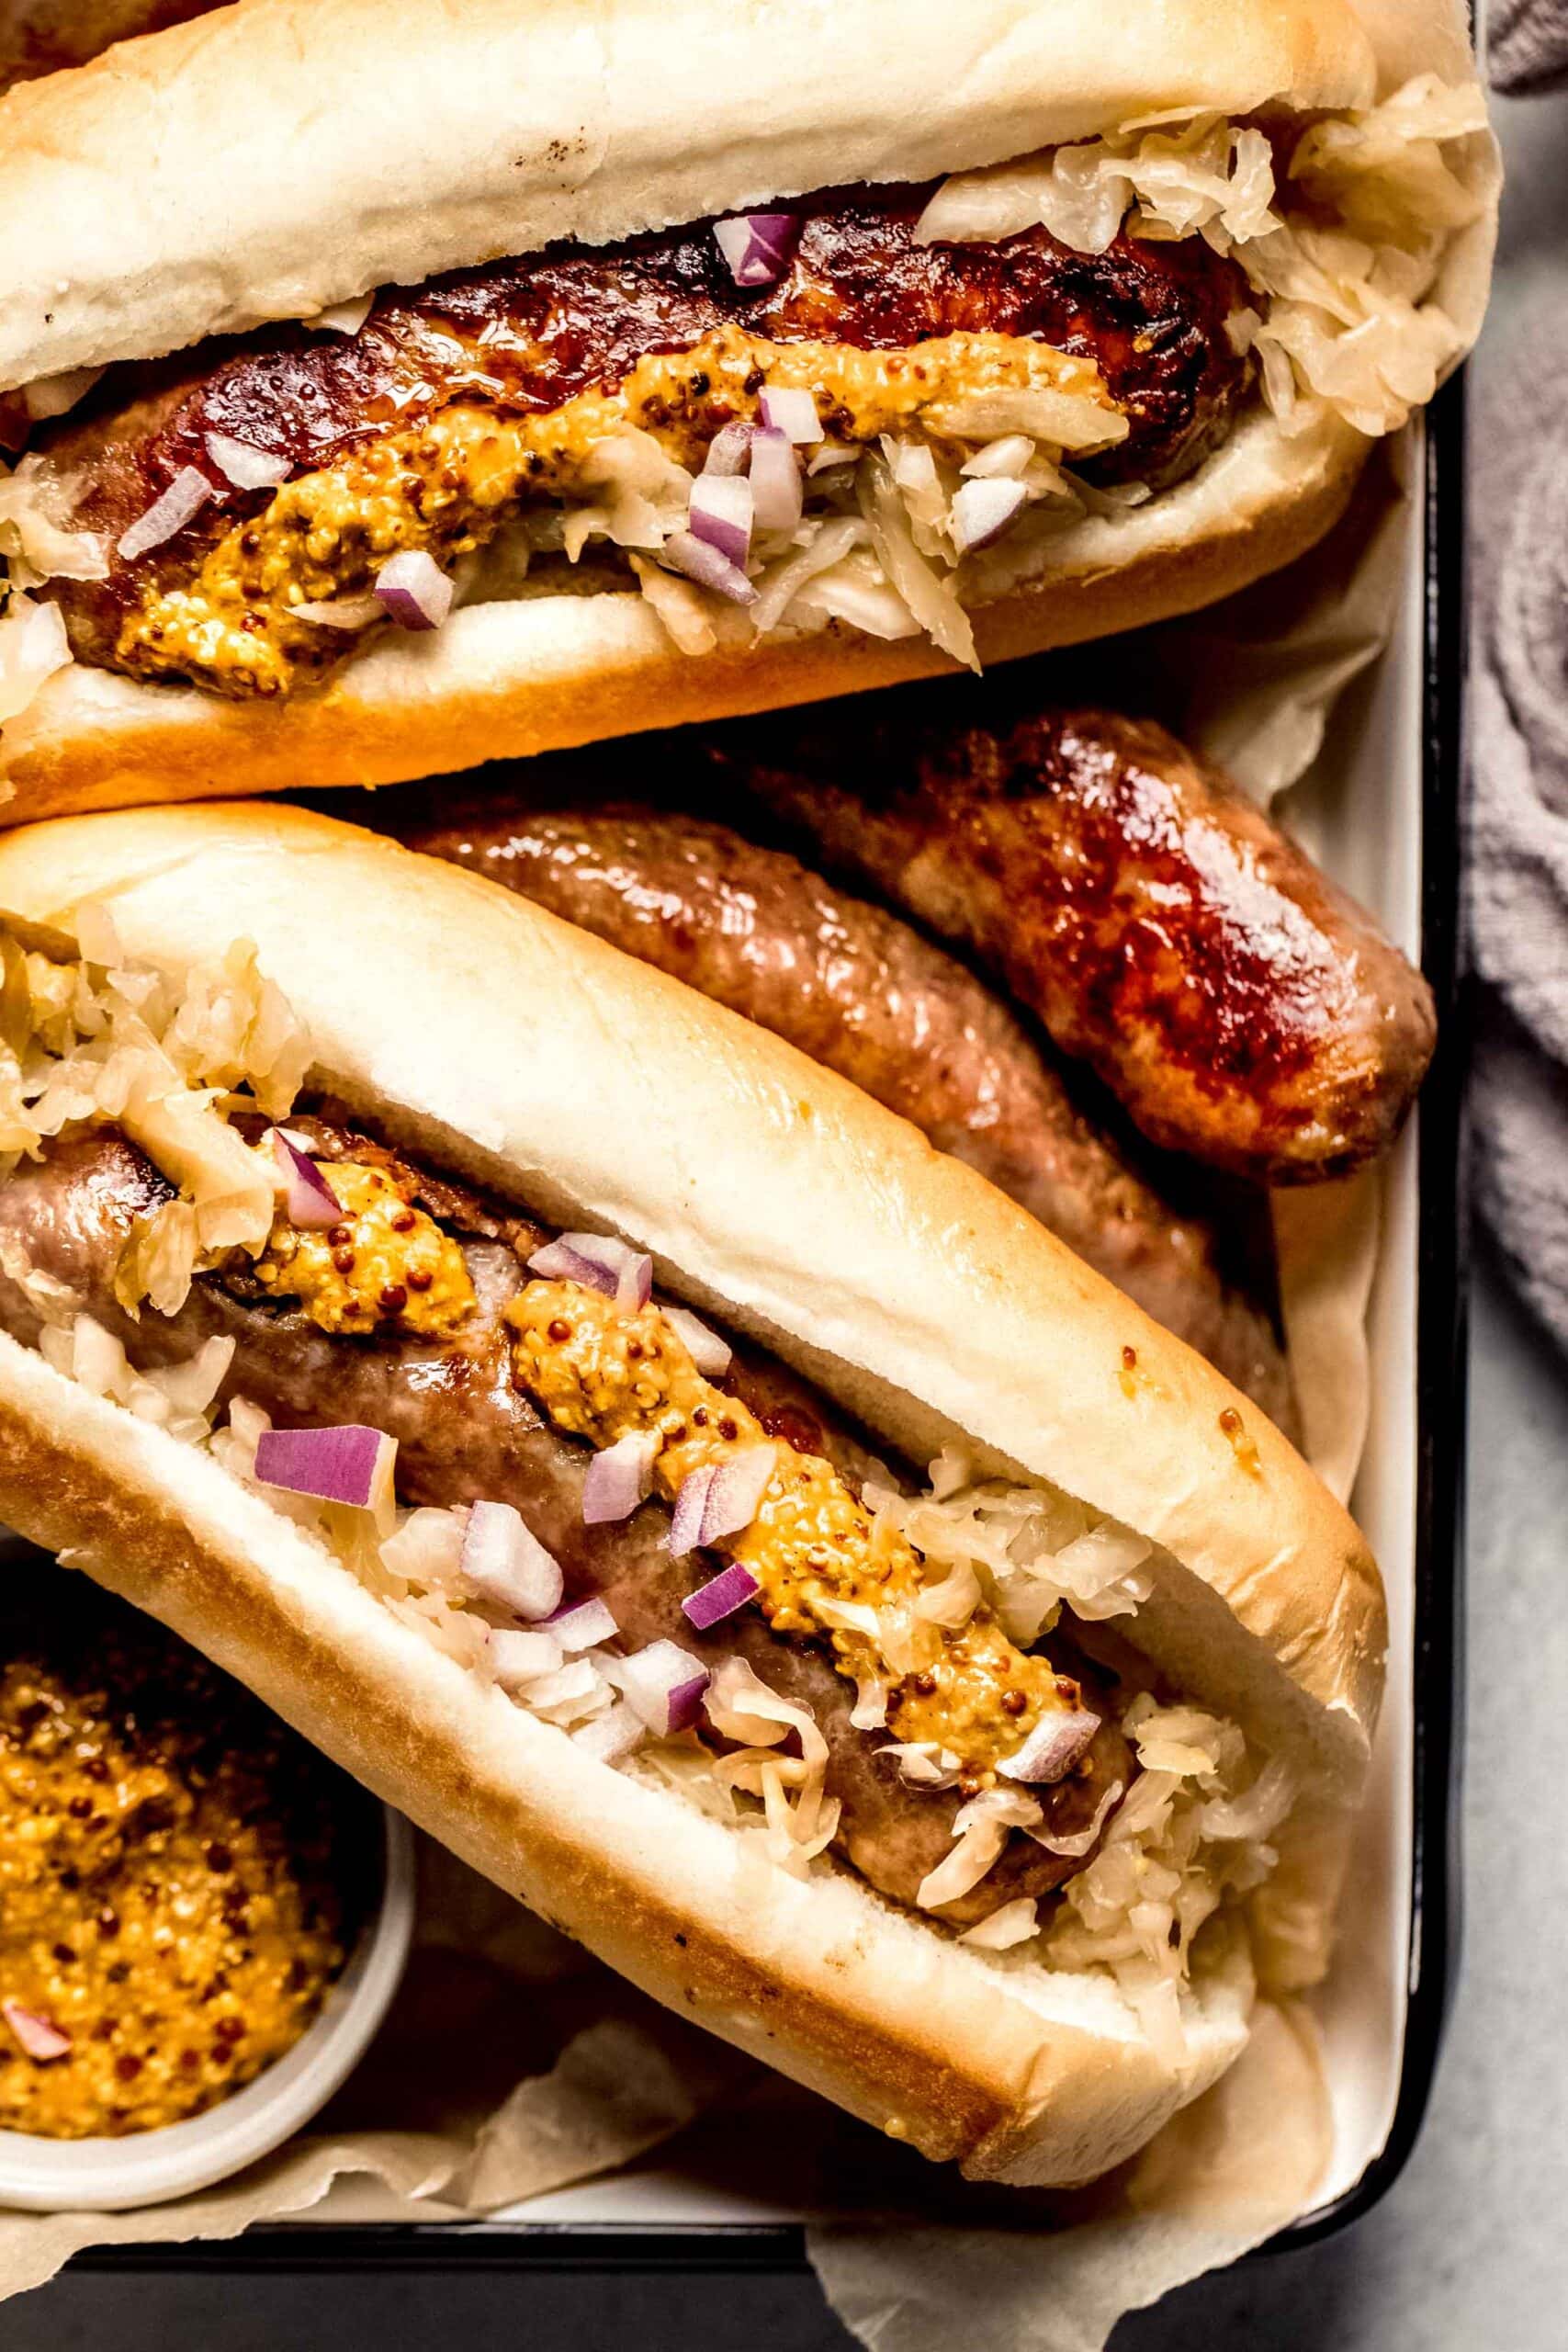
[5,77,1563,2352]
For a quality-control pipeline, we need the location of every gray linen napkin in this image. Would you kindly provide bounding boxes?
[1490,0,1568,94]
[1469,264,1568,1349]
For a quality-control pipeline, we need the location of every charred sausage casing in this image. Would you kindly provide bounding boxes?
[36,189,1249,701]
[0,1116,1133,1926]
[394,791,1295,1429]
[721,707,1437,1186]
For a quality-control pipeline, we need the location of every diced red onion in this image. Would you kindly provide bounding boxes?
[759,386,823,445]
[116,467,213,561]
[998,1707,1101,1785]
[573,1701,646,1763]
[698,1443,776,1544]
[660,1305,731,1378]
[950,476,1030,558]
[582,1430,660,1526]
[291,595,383,630]
[616,1639,711,1736]
[2,2000,71,2062]
[544,1596,618,1652]
[704,421,756,477]
[681,1558,761,1629]
[461,1499,563,1620]
[525,1659,604,1713]
[526,1232,653,1314]
[748,428,804,534]
[876,1739,963,1789]
[714,212,798,288]
[269,1128,342,1230]
[254,1423,398,1514]
[205,431,290,490]
[488,1627,564,1690]
[671,1444,776,1560]
[669,1464,716,1560]
[688,474,753,570]
[374,548,454,631]
[662,531,757,606]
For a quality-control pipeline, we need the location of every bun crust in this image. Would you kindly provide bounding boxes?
[0,800,1385,2181]
[0,0,1375,391]
[0,408,1369,822]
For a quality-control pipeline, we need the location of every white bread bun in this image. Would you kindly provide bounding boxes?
[0,0,1375,392]
[0,403,1367,820]
[0,802,1383,2183]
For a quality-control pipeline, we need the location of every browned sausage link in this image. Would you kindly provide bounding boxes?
[721,708,1438,1186]
[395,794,1296,1429]
[0,1121,1131,1923]
[40,189,1249,694]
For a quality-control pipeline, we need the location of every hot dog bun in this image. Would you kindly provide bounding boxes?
[0,404,1365,820]
[0,801,1383,2185]
[0,0,1493,822]
[0,0,1377,390]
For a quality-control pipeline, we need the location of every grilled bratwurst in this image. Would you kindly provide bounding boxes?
[721,706,1437,1186]
[395,792,1295,1427]
[36,187,1248,701]
[0,1114,1134,1925]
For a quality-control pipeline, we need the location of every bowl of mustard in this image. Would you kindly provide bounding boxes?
[0,1562,414,2211]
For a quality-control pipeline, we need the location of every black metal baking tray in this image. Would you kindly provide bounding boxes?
[65,373,1469,2276]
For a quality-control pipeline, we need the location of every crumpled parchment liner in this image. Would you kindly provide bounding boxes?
[808,2002,1332,2352]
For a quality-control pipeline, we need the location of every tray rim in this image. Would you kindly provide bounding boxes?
[66,374,1470,2277]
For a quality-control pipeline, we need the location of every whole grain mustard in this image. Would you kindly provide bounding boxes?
[254,1159,476,1338]
[0,1592,366,2140]
[509,1279,1080,1772]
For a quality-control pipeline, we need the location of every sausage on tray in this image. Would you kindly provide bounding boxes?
[0,1114,1134,1926]
[718,706,1438,1186]
[395,793,1296,1430]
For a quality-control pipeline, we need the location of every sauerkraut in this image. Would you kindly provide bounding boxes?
[0,78,1488,721]
[917,77,1492,443]
[4,922,1295,2025]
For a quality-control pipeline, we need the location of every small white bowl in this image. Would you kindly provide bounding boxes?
[0,1804,415,2212]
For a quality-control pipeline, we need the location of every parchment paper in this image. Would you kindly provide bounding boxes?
[0,2,1496,2333]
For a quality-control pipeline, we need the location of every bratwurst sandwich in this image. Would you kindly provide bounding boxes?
[0,801,1384,2182]
[0,0,1492,813]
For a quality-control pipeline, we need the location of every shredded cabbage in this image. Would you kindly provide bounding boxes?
[0,594,73,724]
[916,78,1491,442]
[705,1657,840,1874]
[0,455,107,589]
[917,1786,1042,1910]
[2,919,310,1313]
[959,1895,1040,1951]
[867,1448,1153,1645]
[1043,1692,1292,2057]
